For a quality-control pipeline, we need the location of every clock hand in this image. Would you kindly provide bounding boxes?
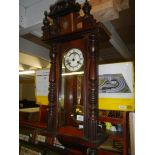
[74,53,77,58]
[72,53,77,61]
[72,54,79,63]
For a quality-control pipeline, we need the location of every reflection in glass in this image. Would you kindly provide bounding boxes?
[59,65,84,129]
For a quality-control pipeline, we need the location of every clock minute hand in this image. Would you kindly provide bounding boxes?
[73,52,79,59]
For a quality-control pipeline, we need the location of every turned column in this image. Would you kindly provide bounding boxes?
[87,34,98,143]
[48,44,58,136]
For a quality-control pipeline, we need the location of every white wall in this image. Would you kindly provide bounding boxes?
[19,5,26,27]
[25,0,57,27]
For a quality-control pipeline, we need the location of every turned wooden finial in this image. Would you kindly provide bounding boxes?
[82,0,92,16]
[43,11,50,26]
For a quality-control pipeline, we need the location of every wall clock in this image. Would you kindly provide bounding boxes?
[42,0,110,154]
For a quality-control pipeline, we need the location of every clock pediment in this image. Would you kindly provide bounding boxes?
[48,0,81,18]
[42,0,110,41]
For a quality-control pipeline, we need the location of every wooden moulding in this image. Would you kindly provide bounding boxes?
[80,0,129,22]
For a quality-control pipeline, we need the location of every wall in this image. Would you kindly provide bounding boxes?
[19,82,35,101]
[19,84,23,100]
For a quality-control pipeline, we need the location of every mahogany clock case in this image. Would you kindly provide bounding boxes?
[42,0,110,152]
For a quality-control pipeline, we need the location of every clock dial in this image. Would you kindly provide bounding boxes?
[64,48,84,72]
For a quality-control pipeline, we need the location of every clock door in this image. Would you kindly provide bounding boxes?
[58,38,86,133]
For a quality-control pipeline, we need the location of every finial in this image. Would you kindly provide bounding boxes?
[82,0,92,16]
[43,11,50,26]
[44,11,48,17]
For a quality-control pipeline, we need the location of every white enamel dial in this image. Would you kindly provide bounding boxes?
[64,48,84,72]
